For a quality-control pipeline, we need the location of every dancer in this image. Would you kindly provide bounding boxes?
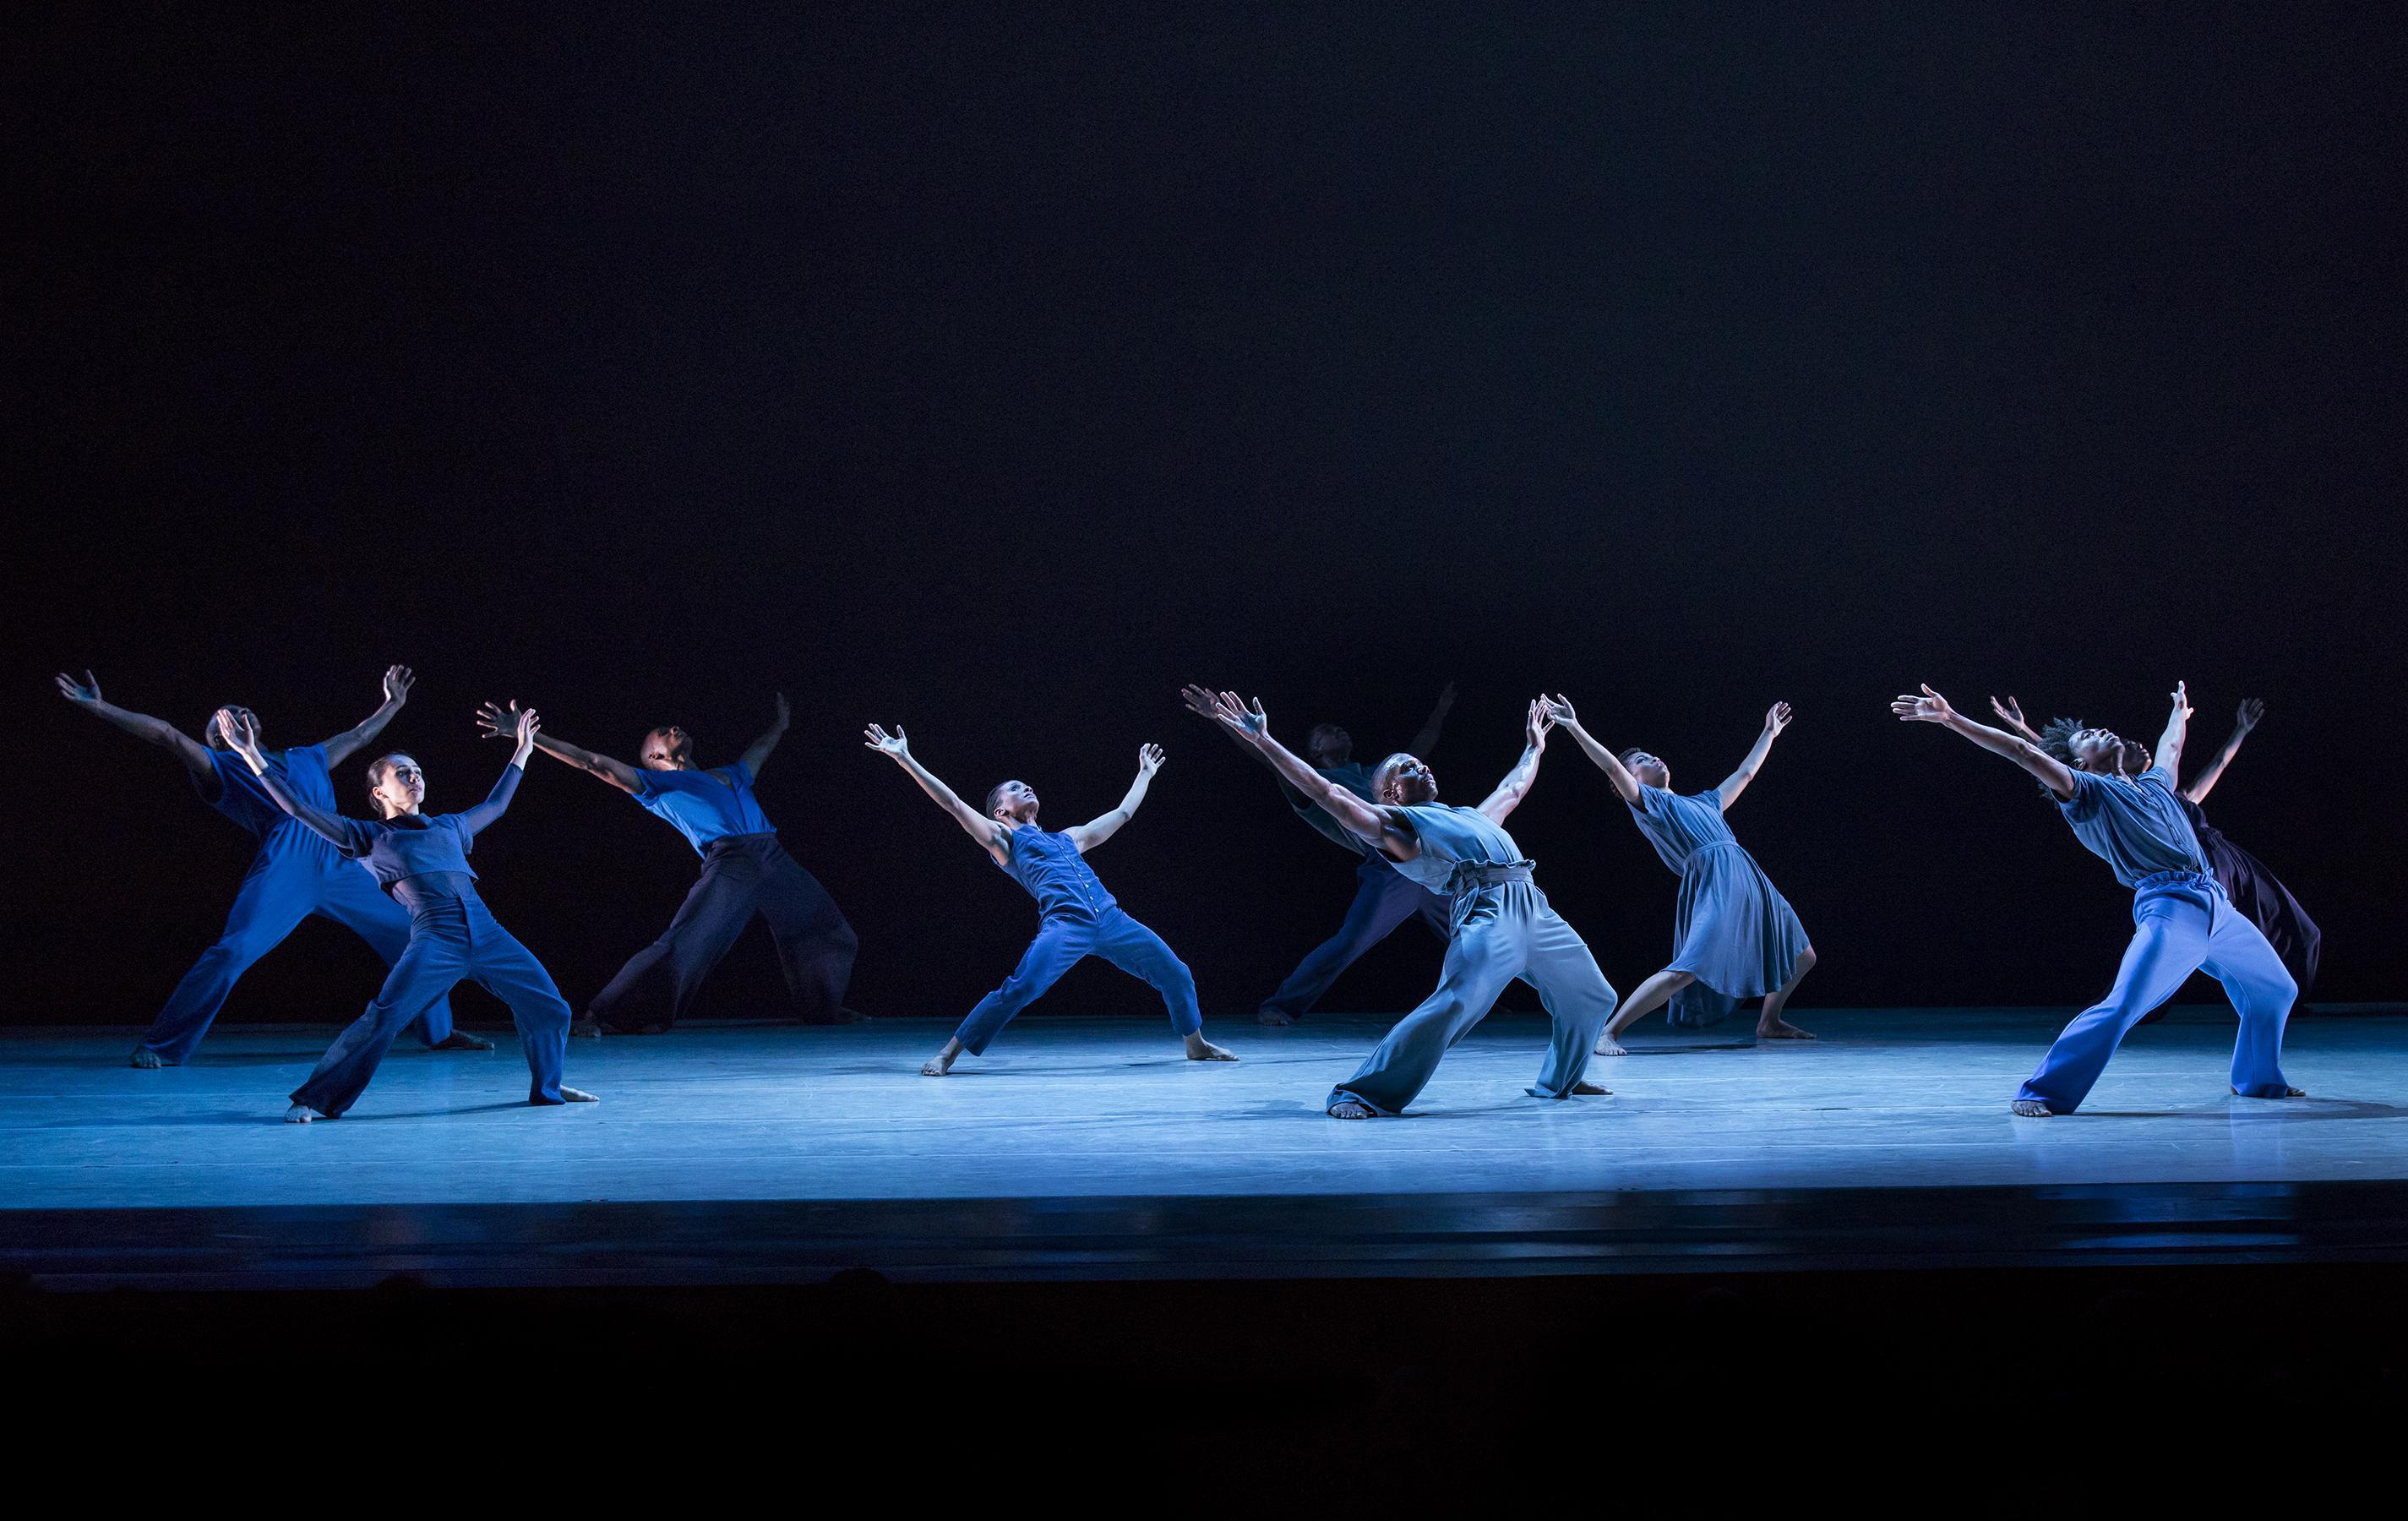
[1199,690,1616,1118]
[55,666,482,1066]
[476,695,860,1036]
[862,722,1236,1075]
[1178,682,1456,1026]
[1891,681,2299,1115]
[1990,694,2319,1014]
[1542,697,1816,1054]
[215,706,595,1120]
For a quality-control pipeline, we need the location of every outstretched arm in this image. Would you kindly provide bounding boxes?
[738,692,791,779]
[1714,702,1792,810]
[2150,681,2193,780]
[478,700,644,793]
[1892,684,2076,799]
[1539,695,1642,804]
[1066,744,1166,853]
[1200,692,1419,861]
[213,708,374,853]
[1987,695,2046,747]
[1475,700,1553,823]
[864,724,1011,864]
[1404,680,1458,759]
[1180,684,1281,771]
[2183,697,2263,804]
[451,707,537,838]
[322,665,414,767]
[56,670,214,783]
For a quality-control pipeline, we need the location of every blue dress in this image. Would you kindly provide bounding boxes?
[1626,786,1810,1028]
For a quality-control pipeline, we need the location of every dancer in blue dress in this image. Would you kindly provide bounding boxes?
[863,722,1238,1076]
[1200,690,1617,1118]
[215,706,597,1120]
[477,695,860,1035]
[1893,681,2299,1115]
[1990,693,2319,1016]
[1179,682,1455,1026]
[1542,697,1817,1055]
[55,666,482,1066]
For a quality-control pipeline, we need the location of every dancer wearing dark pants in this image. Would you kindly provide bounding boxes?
[56,667,482,1066]
[1180,683,1455,1026]
[1991,693,2320,1017]
[1893,682,2299,1115]
[478,695,859,1036]
[215,706,596,1120]
[863,722,1237,1076]
[1199,690,1618,1118]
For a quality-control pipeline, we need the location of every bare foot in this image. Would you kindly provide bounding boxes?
[560,1087,599,1103]
[1185,1033,1239,1062]
[1257,1008,1295,1027]
[922,1049,959,1077]
[570,1017,603,1039]
[1328,1099,1377,1119]
[2236,1086,2309,1098]
[129,1049,165,1069]
[1594,1034,1628,1057]
[1757,1021,1815,1041]
[2011,1099,2054,1117]
[432,1031,494,1051]
[1571,1080,1612,1095]
[285,1103,327,1123]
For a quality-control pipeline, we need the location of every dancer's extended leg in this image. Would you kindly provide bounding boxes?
[314,862,472,1049]
[467,924,587,1105]
[289,931,466,1119]
[1092,908,1232,1060]
[940,919,1093,1071]
[2201,909,2298,1098]
[585,856,760,1034]
[1327,913,1522,1117]
[1258,863,1437,1027]
[760,851,860,1022]
[2016,897,2210,1115]
[139,860,314,1066]
[1518,907,1618,1098]
[1757,946,1817,1041]
[1594,968,1698,1056]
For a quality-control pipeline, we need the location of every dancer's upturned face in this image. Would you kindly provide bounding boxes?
[1305,727,1352,768]
[991,780,1039,823]
[1378,755,1439,805]
[1623,750,1671,790]
[2068,728,2126,773]
[640,727,693,770]
[2117,739,2155,777]
[373,755,426,816]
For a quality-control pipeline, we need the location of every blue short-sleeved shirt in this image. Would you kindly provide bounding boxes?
[197,744,335,843]
[303,764,525,889]
[2058,766,2210,888]
[631,762,777,854]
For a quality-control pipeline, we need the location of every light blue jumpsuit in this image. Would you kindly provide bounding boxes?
[260,762,572,1116]
[140,744,454,1063]
[1327,804,1619,1116]
[954,825,1201,1054]
[1256,760,1451,1023]
[2018,766,2296,1113]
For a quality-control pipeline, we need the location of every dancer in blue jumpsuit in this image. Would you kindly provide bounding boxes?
[1990,693,2321,1017]
[55,666,480,1066]
[1180,683,1456,1026]
[863,722,1237,1076]
[1893,681,2300,1115]
[477,695,859,1035]
[215,706,596,1120]
[1200,690,1618,1118]
[1542,696,1817,1053]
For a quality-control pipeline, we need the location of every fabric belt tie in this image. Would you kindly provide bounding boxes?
[1447,859,1536,895]
[2134,868,2221,896]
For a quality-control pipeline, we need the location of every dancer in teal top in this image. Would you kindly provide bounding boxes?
[1200,690,1617,1117]
[1543,697,1817,1054]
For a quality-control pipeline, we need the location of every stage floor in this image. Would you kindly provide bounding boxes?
[7,1007,2408,1287]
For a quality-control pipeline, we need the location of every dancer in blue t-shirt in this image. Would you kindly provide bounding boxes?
[56,666,482,1066]
[479,695,858,1036]
[864,722,1237,1076]
[1893,681,2299,1115]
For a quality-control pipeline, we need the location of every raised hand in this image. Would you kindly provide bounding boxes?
[514,706,542,745]
[2236,697,2264,732]
[1541,693,1580,729]
[55,669,102,705]
[771,691,792,730]
[1891,684,1955,723]
[476,699,527,739]
[863,722,911,759]
[214,706,264,761]
[1136,742,1167,778]
[1178,683,1223,722]
[1205,690,1268,741]
[1764,701,1794,736]
[1525,698,1555,749]
[2169,680,2193,721]
[1989,695,2025,730]
[382,664,415,704]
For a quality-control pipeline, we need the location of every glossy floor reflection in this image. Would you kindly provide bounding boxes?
[5,1007,2405,1285]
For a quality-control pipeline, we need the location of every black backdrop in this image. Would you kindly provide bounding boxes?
[9,3,2403,1030]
